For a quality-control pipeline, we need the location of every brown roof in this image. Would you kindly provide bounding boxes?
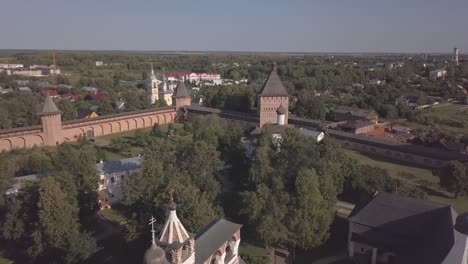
[259,63,289,97]
[39,95,61,116]
[173,81,190,98]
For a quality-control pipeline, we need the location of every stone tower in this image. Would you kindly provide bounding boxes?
[173,80,191,109]
[39,95,62,146]
[454,47,460,66]
[148,63,160,104]
[258,63,289,127]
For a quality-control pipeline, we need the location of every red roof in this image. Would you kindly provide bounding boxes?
[40,89,59,97]
[59,93,77,102]
[86,92,107,101]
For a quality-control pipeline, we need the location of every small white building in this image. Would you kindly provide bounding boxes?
[430,69,447,79]
[96,157,142,206]
[299,128,325,142]
[369,79,385,86]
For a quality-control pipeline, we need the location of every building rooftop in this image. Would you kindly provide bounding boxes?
[173,81,190,98]
[259,63,289,97]
[39,95,61,116]
[349,192,462,264]
[95,157,142,175]
[194,219,242,263]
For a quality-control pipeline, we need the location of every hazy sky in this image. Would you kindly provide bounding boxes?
[1,0,467,53]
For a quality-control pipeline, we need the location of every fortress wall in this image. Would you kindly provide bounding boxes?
[337,139,447,169]
[0,108,177,152]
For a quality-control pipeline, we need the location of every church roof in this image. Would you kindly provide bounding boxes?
[195,219,242,263]
[259,63,289,97]
[159,200,190,245]
[39,95,61,115]
[349,192,459,264]
[173,81,190,98]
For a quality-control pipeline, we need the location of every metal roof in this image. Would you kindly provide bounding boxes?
[95,156,142,175]
[173,81,190,98]
[349,192,461,264]
[259,64,288,97]
[194,219,242,263]
[39,95,61,115]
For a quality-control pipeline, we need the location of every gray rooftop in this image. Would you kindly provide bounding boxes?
[299,128,323,138]
[173,81,189,98]
[349,192,462,264]
[194,219,242,263]
[7,157,143,195]
[259,64,289,97]
[95,156,142,175]
[40,95,61,116]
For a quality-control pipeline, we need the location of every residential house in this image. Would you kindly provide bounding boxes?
[59,93,77,102]
[430,69,448,79]
[18,87,32,92]
[338,119,375,134]
[85,92,107,101]
[82,86,99,93]
[369,79,385,86]
[76,109,99,119]
[330,107,379,124]
[96,157,142,207]
[40,89,59,98]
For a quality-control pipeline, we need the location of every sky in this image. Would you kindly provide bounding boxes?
[0,0,467,53]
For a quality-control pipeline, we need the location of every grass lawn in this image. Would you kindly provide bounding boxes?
[100,207,127,224]
[422,103,468,123]
[346,150,468,212]
[239,242,267,257]
[398,103,468,137]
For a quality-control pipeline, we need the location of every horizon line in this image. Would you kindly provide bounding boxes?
[0,48,460,56]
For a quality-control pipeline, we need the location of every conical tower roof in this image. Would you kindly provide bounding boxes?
[259,63,288,97]
[173,81,190,98]
[159,198,189,245]
[39,95,61,116]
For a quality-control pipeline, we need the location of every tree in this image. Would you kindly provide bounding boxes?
[288,169,335,249]
[295,92,326,120]
[54,144,99,219]
[154,98,168,108]
[344,165,396,202]
[241,128,349,250]
[1,178,96,263]
[435,161,468,198]
[123,137,223,235]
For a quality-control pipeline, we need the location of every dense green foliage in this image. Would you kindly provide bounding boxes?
[0,144,98,263]
[122,116,244,237]
[434,161,468,198]
[240,128,353,249]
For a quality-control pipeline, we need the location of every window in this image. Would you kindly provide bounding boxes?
[110,177,115,184]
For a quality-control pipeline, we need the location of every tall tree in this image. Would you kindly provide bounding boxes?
[1,178,96,263]
[435,161,468,198]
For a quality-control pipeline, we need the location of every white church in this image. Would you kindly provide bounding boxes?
[147,64,175,106]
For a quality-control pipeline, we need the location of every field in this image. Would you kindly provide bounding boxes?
[346,150,468,212]
[400,103,468,136]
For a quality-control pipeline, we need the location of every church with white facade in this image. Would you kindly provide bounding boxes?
[147,64,175,106]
